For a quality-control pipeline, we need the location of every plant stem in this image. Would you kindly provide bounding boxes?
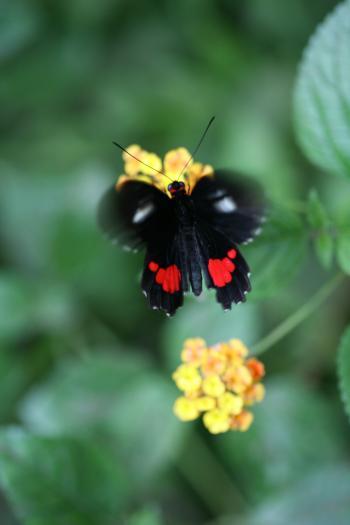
[177,430,247,517]
[251,273,343,356]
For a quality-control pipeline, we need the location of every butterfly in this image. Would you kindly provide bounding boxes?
[98,118,264,316]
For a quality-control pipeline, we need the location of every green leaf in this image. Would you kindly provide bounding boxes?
[0,272,79,343]
[127,507,163,525]
[307,190,334,268]
[0,428,129,525]
[337,325,350,420]
[337,232,350,274]
[0,350,27,422]
[307,190,329,229]
[314,229,334,269]
[0,0,41,60]
[0,170,145,329]
[244,208,307,299]
[294,0,350,178]
[218,466,350,525]
[19,352,184,485]
[0,273,31,343]
[216,378,347,502]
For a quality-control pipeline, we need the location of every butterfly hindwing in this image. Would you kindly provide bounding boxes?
[142,240,184,316]
[194,223,251,310]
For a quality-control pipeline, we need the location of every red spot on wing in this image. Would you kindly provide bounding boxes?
[155,268,166,283]
[149,262,181,293]
[148,261,159,272]
[227,249,237,259]
[208,256,236,288]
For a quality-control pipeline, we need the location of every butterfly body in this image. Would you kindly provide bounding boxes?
[98,145,263,316]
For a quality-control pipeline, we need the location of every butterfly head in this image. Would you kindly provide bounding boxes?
[168,180,186,198]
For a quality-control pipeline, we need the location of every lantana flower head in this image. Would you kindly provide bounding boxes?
[172,338,265,434]
[116,145,214,197]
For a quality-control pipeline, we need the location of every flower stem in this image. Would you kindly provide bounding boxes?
[251,273,343,356]
[177,430,247,516]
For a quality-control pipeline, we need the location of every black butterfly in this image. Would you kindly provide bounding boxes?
[98,121,264,316]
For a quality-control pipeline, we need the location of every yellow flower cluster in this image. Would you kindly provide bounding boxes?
[172,338,265,434]
[116,145,213,197]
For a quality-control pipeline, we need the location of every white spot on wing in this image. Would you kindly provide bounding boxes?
[132,203,155,224]
[214,196,236,213]
[211,188,226,198]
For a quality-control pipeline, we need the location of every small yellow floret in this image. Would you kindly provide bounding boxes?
[203,409,230,434]
[201,347,227,376]
[123,144,144,176]
[202,375,225,397]
[181,338,207,365]
[218,392,243,415]
[230,410,254,432]
[164,148,192,177]
[173,397,199,421]
[224,365,252,394]
[172,364,202,393]
[195,396,216,411]
[244,383,265,405]
[141,152,163,175]
[246,358,265,381]
[187,162,214,191]
[228,339,249,358]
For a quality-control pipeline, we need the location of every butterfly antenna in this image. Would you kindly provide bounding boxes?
[113,141,173,182]
[177,116,215,180]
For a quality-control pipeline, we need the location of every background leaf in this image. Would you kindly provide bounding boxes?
[0,428,129,525]
[307,190,334,269]
[216,378,347,502]
[294,0,350,178]
[337,232,350,274]
[307,190,330,229]
[216,465,350,525]
[337,325,350,421]
[127,507,163,525]
[245,209,308,299]
[19,352,184,485]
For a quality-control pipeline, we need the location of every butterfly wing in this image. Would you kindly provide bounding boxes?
[193,224,251,310]
[142,240,184,316]
[97,181,176,250]
[97,181,184,315]
[191,170,264,245]
[190,171,264,310]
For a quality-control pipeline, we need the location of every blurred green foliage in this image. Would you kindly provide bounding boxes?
[1,0,350,524]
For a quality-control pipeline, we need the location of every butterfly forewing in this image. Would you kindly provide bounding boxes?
[191,171,264,245]
[97,181,177,250]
